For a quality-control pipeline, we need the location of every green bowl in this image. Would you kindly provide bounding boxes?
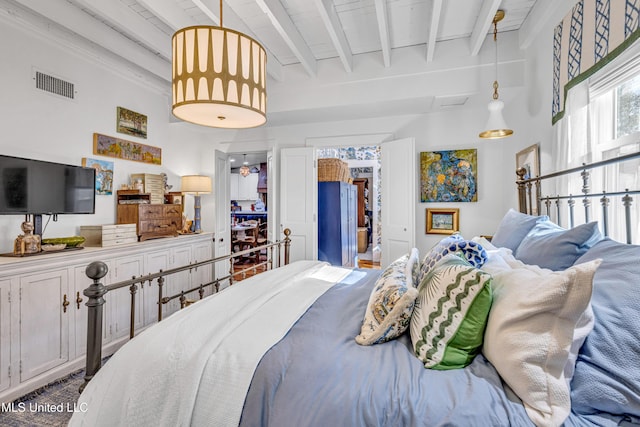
[42,236,86,248]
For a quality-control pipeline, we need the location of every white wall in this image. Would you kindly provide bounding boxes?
[0,20,214,253]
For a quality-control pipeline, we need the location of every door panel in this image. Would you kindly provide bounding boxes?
[279,147,316,262]
[214,150,231,286]
[381,138,416,268]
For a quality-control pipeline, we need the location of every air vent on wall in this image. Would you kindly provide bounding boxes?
[33,69,76,100]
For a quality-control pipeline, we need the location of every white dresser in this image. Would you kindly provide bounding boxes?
[0,233,214,403]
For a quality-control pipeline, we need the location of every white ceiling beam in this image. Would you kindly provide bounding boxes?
[136,0,194,30]
[425,0,442,62]
[255,0,317,77]
[314,0,353,73]
[469,0,502,56]
[374,0,391,67]
[14,0,169,81]
[71,0,171,59]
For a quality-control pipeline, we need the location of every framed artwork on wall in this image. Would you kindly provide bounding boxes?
[117,107,147,139]
[420,149,477,202]
[516,143,540,180]
[426,208,459,235]
[93,133,161,165]
[82,157,114,195]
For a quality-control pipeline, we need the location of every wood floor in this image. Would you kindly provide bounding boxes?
[232,257,380,282]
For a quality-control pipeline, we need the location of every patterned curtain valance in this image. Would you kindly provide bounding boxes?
[552,0,640,124]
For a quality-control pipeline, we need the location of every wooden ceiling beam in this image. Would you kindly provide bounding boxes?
[373,0,391,67]
[255,0,317,77]
[426,0,443,62]
[469,0,502,56]
[314,0,353,73]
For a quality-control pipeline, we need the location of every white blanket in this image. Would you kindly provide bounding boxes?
[70,260,351,427]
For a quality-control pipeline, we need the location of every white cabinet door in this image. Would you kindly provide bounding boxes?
[238,173,258,200]
[19,269,70,382]
[170,245,192,314]
[109,256,144,340]
[0,278,11,393]
[144,250,170,325]
[230,173,239,200]
[192,239,214,297]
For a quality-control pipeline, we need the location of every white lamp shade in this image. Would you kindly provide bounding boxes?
[172,26,267,129]
[479,99,513,139]
[181,175,212,194]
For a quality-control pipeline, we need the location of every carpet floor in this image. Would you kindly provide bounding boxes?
[0,370,85,426]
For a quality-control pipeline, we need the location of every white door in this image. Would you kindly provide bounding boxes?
[267,149,277,243]
[279,147,316,262]
[214,150,231,286]
[381,138,416,268]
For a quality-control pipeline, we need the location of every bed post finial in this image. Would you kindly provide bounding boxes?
[283,228,291,265]
[516,167,527,213]
[81,261,109,394]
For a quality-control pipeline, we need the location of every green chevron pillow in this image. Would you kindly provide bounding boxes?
[410,254,492,370]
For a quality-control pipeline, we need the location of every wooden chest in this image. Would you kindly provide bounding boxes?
[80,224,138,247]
[117,204,182,241]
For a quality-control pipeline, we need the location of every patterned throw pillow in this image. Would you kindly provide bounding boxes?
[416,234,488,285]
[410,254,492,370]
[355,255,419,345]
[405,247,420,287]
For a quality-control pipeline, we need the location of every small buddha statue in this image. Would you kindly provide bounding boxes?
[20,221,41,254]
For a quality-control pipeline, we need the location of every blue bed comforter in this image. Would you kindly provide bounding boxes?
[240,268,533,427]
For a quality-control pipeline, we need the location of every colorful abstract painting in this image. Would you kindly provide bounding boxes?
[82,157,114,195]
[93,133,161,165]
[420,149,477,202]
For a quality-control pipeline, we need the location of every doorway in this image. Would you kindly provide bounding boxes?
[316,146,381,269]
[229,152,269,280]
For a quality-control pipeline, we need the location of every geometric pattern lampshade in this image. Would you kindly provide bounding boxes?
[172,26,267,129]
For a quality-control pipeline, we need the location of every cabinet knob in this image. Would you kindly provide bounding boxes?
[62,294,70,313]
[76,291,84,310]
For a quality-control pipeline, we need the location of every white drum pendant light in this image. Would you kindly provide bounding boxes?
[479,10,513,139]
[172,0,267,129]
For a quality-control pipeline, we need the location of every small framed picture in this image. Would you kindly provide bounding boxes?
[426,208,459,235]
[516,143,540,180]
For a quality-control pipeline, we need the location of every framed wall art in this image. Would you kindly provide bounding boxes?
[420,149,477,202]
[82,157,114,195]
[426,208,459,235]
[93,133,161,165]
[516,143,540,180]
[117,106,147,139]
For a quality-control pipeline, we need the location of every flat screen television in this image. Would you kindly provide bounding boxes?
[0,155,96,215]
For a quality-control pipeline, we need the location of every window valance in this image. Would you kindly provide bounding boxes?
[552,0,640,124]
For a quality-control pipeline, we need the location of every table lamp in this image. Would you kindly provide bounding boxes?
[181,175,212,233]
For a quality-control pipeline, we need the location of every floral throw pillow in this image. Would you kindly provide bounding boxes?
[355,254,419,345]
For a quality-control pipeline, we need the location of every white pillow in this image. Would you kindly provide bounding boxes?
[482,250,601,427]
[405,248,420,287]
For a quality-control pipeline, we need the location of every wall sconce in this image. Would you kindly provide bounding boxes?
[181,175,212,233]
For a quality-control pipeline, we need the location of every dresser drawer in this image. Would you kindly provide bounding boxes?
[139,220,179,235]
